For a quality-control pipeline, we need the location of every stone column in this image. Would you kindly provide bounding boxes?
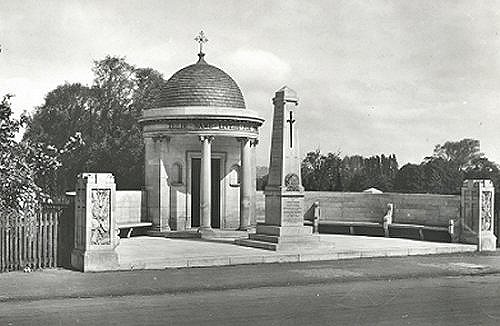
[249,139,259,230]
[199,136,213,231]
[144,136,170,233]
[158,136,171,232]
[460,179,497,251]
[238,137,252,230]
[143,137,157,228]
[71,173,119,272]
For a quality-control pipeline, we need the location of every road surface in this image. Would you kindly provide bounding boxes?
[1,271,500,325]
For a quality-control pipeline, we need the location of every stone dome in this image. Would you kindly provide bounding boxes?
[156,54,246,109]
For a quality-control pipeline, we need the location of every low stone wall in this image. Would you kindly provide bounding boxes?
[116,190,144,225]
[117,189,460,229]
[256,191,460,227]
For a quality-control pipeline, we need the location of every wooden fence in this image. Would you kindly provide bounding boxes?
[0,204,66,272]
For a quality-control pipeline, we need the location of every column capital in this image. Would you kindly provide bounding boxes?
[250,138,259,147]
[152,135,171,143]
[236,137,250,143]
[199,135,214,143]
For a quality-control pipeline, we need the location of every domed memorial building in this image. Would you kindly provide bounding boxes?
[140,32,264,235]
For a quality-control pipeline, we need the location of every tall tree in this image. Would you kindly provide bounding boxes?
[421,157,463,194]
[432,138,483,171]
[301,150,343,191]
[302,151,398,192]
[24,56,164,192]
[395,139,495,195]
[24,83,92,147]
[301,150,324,191]
[1,95,40,213]
[394,163,425,193]
[340,154,398,192]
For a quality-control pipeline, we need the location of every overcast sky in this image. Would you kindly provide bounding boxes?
[1,0,500,166]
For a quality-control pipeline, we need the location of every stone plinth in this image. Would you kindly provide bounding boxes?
[71,173,119,271]
[236,86,319,251]
[265,190,304,226]
[460,179,497,251]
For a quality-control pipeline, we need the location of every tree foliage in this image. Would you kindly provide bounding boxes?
[421,157,463,194]
[300,138,500,198]
[301,150,343,191]
[1,93,84,213]
[0,95,41,213]
[395,139,499,195]
[432,138,483,171]
[394,163,424,193]
[301,151,398,192]
[340,154,398,192]
[24,56,164,192]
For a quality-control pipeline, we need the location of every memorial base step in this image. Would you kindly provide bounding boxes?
[235,236,320,251]
[201,229,251,239]
[148,230,201,239]
[256,224,314,236]
[234,239,279,250]
[148,228,252,239]
[236,223,320,251]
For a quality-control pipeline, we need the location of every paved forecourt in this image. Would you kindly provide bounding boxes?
[116,234,477,271]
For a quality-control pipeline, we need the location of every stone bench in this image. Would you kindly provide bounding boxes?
[304,202,320,233]
[118,222,152,238]
[305,202,454,242]
[388,223,451,241]
[303,201,384,235]
[318,221,383,236]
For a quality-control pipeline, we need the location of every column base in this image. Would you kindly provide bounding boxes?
[198,226,216,239]
[237,226,256,233]
[247,225,257,234]
[71,248,119,272]
[150,224,171,233]
[480,232,497,251]
[460,230,497,251]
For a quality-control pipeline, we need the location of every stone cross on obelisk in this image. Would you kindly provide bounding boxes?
[286,111,295,148]
[266,86,303,200]
[236,86,319,250]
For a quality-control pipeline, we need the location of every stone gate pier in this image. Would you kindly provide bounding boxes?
[71,173,119,271]
[460,179,497,251]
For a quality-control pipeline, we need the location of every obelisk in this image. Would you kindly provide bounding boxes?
[236,86,319,250]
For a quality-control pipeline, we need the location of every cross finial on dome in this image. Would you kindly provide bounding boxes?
[195,31,208,63]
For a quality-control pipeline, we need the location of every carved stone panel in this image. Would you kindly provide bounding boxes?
[90,189,111,245]
[282,195,304,225]
[284,173,300,191]
[481,190,493,231]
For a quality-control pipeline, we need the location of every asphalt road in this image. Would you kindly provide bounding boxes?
[2,252,500,302]
[1,269,500,325]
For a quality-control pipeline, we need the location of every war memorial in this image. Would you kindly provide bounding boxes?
[67,34,495,272]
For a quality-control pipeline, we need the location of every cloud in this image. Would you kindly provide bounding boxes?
[0,78,52,116]
[2,0,500,167]
[214,49,292,165]
[222,48,291,92]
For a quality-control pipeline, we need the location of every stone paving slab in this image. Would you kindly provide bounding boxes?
[116,234,477,271]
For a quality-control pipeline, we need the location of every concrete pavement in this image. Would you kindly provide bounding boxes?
[117,234,477,270]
